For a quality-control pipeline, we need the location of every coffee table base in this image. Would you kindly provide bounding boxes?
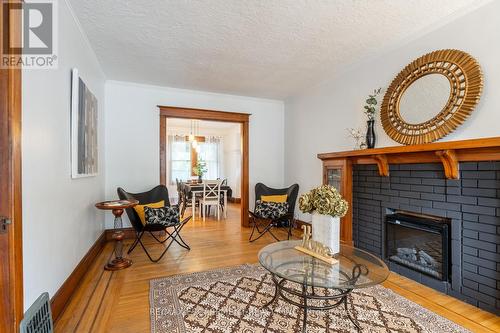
[264,273,361,332]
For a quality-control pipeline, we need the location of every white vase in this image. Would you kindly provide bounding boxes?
[311,213,340,254]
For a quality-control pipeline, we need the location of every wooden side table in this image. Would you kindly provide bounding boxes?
[95,199,139,270]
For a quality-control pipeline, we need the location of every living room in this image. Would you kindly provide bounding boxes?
[2,0,500,332]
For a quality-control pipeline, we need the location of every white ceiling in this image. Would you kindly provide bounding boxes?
[69,0,484,99]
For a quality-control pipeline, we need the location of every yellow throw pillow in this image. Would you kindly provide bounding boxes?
[261,195,287,203]
[133,200,165,225]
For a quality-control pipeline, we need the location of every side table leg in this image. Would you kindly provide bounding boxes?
[105,209,132,271]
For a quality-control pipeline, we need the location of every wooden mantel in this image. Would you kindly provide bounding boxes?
[318,137,500,180]
[318,137,500,243]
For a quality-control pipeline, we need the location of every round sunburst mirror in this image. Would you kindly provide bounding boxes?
[380,49,483,145]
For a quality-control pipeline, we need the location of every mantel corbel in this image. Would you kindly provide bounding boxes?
[372,154,389,177]
[435,150,459,179]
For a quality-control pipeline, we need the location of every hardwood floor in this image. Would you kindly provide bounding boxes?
[55,204,500,332]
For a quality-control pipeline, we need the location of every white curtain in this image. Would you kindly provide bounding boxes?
[198,136,223,180]
[167,134,191,185]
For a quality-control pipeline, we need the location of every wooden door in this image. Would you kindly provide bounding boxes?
[322,159,353,243]
[0,1,23,331]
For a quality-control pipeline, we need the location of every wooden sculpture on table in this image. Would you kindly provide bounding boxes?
[295,225,338,264]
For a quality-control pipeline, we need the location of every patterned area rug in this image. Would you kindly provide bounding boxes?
[150,264,469,333]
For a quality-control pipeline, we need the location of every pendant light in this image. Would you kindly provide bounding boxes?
[188,120,195,142]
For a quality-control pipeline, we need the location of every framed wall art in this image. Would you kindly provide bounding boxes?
[71,68,98,178]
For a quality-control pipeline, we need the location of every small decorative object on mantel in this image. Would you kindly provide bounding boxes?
[364,87,382,149]
[295,225,338,264]
[299,185,349,255]
[346,128,365,150]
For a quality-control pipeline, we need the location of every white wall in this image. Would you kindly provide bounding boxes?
[223,126,242,198]
[285,1,500,221]
[105,81,284,228]
[22,0,106,308]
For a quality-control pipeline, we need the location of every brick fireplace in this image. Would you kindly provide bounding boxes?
[353,162,500,315]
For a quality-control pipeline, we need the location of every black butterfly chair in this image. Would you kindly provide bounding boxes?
[249,183,299,242]
[117,185,191,263]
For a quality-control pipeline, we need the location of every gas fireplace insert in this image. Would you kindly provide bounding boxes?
[385,210,451,281]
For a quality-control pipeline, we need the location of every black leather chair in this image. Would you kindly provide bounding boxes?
[117,185,191,262]
[249,183,299,242]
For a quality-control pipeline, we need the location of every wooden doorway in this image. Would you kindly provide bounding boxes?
[158,106,250,227]
[0,0,24,331]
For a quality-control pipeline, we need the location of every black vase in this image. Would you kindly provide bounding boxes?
[366,119,376,148]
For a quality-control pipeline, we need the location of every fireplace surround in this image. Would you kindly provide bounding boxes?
[352,162,500,315]
[319,138,500,315]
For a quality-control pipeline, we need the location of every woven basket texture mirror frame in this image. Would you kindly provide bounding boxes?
[380,49,483,145]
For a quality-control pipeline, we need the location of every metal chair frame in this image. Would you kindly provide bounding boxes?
[249,211,294,242]
[127,216,191,263]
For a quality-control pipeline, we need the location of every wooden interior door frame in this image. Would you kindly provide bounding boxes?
[158,106,251,227]
[0,0,24,331]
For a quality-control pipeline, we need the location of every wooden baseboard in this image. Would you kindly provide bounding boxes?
[228,197,241,203]
[50,231,107,321]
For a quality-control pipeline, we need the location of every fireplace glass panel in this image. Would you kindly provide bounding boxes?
[386,221,445,280]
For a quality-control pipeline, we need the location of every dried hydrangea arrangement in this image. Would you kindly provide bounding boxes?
[299,185,348,218]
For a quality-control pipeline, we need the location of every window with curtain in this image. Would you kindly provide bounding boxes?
[198,136,223,180]
[168,134,224,184]
[168,135,191,184]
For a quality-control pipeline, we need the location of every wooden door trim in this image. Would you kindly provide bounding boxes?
[159,117,167,185]
[0,1,23,330]
[158,106,251,227]
[159,105,250,123]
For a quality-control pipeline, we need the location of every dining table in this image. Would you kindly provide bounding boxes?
[181,182,232,221]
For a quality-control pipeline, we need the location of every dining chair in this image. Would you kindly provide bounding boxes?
[219,178,228,214]
[175,178,183,206]
[199,180,222,221]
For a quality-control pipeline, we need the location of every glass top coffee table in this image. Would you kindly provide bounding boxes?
[258,240,390,332]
